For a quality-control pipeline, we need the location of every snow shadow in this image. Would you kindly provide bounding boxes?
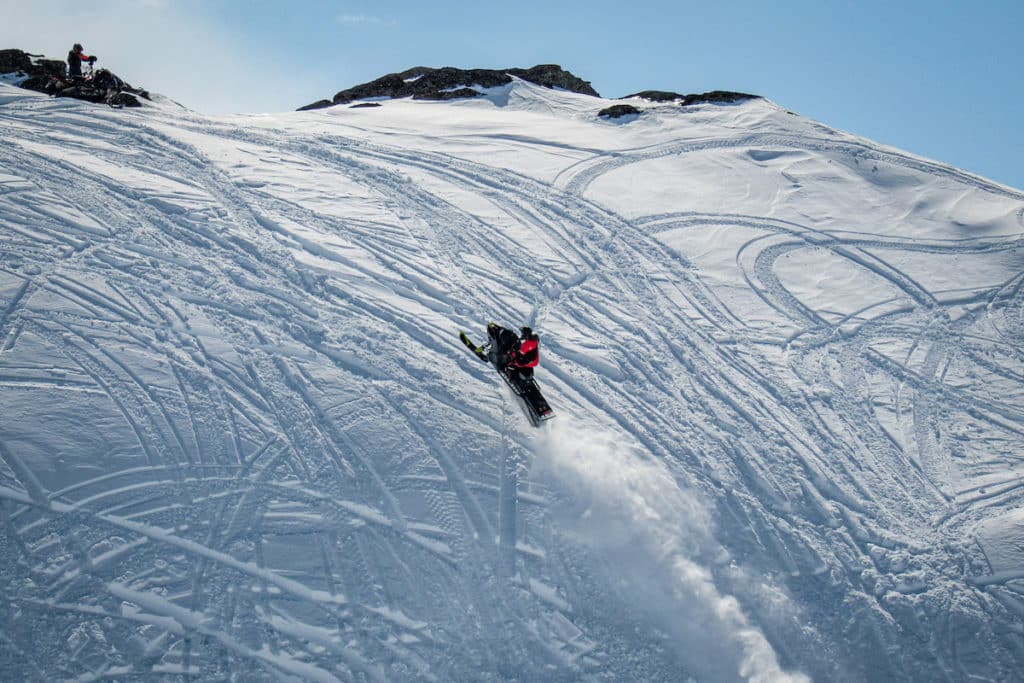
[535,420,808,683]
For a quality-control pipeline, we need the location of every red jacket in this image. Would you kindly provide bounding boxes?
[511,337,539,368]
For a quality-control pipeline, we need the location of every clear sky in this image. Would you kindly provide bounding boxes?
[3,0,1022,189]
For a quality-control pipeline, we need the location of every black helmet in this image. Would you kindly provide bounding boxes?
[520,326,533,339]
[73,43,83,52]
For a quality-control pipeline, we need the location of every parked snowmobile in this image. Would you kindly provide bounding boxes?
[41,51,150,108]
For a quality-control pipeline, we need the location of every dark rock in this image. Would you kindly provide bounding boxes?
[509,64,598,96]
[335,72,411,103]
[328,67,509,106]
[349,102,382,108]
[37,59,66,77]
[1,49,66,83]
[300,64,599,110]
[621,89,760,107]
[413,87,481,101]
[622,90,687,102]
[598,104,641,119]
[33,58,66,78]
[678,91,758,107]
[18,75,53,92]
[298,99,332,111]
[107,91,143,108]
[0,48,33,73]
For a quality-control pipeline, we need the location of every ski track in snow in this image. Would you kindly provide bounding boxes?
[0,85,1023,681]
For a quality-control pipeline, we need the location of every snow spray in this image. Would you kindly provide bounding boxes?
[535,420,809,683]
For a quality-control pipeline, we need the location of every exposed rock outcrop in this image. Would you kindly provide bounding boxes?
[598,104,641,119]
[622,90,688,103]
[300,64,599,110]
[299,63,759,114]
[0,48,66,90]
[0,48,33,73]
[298,99,332,111]
[677,90,758,106]
[623,89,759,107]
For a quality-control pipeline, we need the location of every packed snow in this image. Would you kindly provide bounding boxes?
[1,76,1022,681]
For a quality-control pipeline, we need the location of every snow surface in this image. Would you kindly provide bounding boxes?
[1,78,1023,682]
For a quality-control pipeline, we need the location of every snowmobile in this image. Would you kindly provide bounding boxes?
[44,63,148,108]
[460,323,554,426]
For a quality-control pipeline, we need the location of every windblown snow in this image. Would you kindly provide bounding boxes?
[1,78,1022,682]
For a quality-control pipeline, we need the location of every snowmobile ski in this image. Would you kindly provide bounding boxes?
[459,331,490,363]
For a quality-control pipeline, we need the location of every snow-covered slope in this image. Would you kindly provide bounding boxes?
[1,78,1022,682]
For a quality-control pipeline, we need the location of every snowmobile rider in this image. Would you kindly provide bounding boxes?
[505,326,540,377]
[67,43,96,79]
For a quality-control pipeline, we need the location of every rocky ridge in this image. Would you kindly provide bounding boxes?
[596,90,760,121]
[0,48,65,90]
[299,64,761,121]
[2,50,759,118]
[623,89,760,106]
[299,64,600,111]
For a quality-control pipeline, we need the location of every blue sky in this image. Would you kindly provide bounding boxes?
[4,0,1022,189]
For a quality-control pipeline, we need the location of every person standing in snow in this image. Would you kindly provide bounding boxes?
[67,43,96,80]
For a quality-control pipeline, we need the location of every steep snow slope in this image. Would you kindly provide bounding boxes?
[1,78,1022,682]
